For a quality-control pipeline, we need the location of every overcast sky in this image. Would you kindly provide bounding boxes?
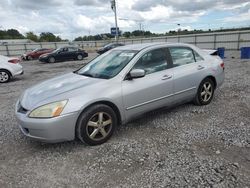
[0,0,249,40]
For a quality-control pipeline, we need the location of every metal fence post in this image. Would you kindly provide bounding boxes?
[194,35,197,46]
[54,43,57,49]
[214,34,217,49]
[237,32,241,50]
[5,45,10,56]
[24,44,27,52]
[40,43,42,48]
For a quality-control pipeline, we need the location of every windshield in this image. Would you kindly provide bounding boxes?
[53,48,62,53]
[103,43,113,48]
[76,50,138,79]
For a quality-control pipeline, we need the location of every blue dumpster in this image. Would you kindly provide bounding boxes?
[217,48,225,59]
[240,47,250,59]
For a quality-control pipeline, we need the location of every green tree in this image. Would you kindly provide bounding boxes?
[123,31,131,38]
[6,29,24,39]
[26,32,39,42]
[0,29,24,39]
[39,32,62,42]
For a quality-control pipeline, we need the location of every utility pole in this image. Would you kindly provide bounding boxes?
[111,0,119,43]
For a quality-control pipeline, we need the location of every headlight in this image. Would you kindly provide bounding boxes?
[29,100,68,118]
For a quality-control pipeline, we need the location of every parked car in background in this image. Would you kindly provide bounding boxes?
[97,43,125,54]
[16,43,224,145]
[0,55,23,83]
[39,47,88,63]
[21,48,54,60]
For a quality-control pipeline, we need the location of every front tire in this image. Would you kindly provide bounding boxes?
[27,56,33,61]
[194,78,215,105]
[0,70,11,83]
[48,57,55,63]
[76,104,117,145]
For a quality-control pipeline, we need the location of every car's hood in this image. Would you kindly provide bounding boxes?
[40,52,53,57]
[21,72,102,110]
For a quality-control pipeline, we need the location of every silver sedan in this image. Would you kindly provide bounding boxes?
[15,43,224,145]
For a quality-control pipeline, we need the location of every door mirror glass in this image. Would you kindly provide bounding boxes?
[128,69,145,79]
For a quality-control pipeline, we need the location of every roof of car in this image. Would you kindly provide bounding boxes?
[115,42,192,51]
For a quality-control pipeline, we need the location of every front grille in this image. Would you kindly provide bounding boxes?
[18,103,28,114]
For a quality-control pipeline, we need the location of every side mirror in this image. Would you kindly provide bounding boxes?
[127,69,145,80]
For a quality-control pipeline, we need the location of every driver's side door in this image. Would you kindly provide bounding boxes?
[122,48,174,120]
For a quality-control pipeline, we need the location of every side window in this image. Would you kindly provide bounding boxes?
[133,48,169,75]
[62,48,68,52]
[193,50,204,61]
[169,47,196,67]
[68,47,77,52]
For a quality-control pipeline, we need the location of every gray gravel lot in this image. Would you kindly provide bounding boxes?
[0,51,250,187]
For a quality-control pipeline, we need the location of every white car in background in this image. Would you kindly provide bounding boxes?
[0,55,23,83]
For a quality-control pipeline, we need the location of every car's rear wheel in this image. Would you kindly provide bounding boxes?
[194,78,215,105]
[0,70,11,83]
[48,57,55,63]
[76,104,117,145]
[77,54,83,60]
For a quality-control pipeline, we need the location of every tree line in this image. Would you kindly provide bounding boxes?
[1,27,250,42]
[0,29,64,42]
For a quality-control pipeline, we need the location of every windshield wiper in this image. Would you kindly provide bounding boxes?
[80,73,94,78]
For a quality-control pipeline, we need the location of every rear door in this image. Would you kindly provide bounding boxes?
[168,47,208,102]
[68,47,78,59]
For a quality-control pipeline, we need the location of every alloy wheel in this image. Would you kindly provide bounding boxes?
[77,55,83,60]
[0,71,9,83]
[201,82,212,102]
[86,112,112,141]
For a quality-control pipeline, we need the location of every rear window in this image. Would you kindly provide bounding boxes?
[193,50,204,61]
[169,47,196,67]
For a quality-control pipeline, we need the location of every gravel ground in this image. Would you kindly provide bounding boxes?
[0,51,250,187]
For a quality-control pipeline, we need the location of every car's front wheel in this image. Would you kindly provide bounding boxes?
[194,78,215,105]
[27,56,33,61]
[48,57,55,63]
[76,104,117,145]
[0,70,11,83]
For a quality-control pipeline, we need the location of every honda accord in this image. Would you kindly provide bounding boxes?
[15,43,224,145]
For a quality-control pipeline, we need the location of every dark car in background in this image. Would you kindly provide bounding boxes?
[39,47,88,63]
[21,48,54,60]
[97,43,124,54]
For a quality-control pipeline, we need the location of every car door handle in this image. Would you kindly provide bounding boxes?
[197,65,205,70]
[162,75,172,80]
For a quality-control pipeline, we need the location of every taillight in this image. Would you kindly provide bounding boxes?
[8,59,20,64]
[220,62,225,70]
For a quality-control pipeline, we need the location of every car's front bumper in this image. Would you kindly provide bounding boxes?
[39,57,48,62]
[15,103,79,143]
[12,64,23,77]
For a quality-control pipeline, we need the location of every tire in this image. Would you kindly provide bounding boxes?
[0,70,11,83]
[48,57,55,63]
[76,104,117,145]
[27,56,33,61]
[194,78,215,106]
[77,54,83,60]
